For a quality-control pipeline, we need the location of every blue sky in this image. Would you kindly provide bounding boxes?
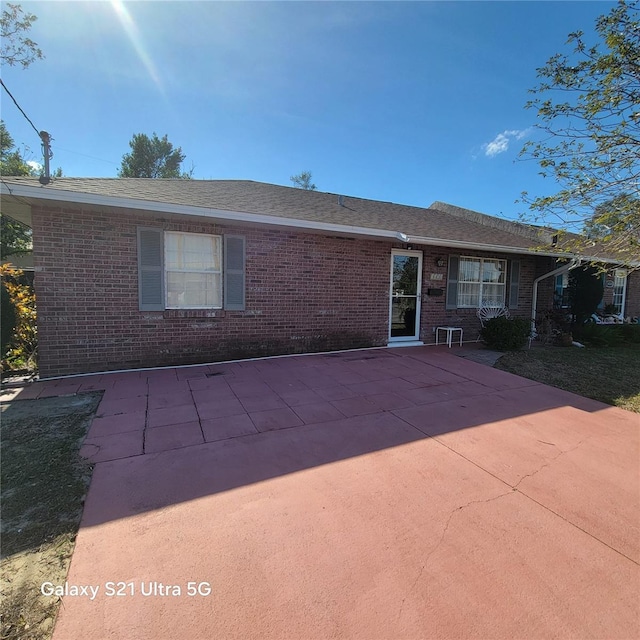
[2,1,613,222]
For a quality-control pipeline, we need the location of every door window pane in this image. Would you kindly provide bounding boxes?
[392,256,419,295]
[391,297,417,337]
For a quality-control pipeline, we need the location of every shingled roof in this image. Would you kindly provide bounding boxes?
[2,177,563,255]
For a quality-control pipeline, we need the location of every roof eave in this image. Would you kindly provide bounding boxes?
[0,182,401,241]
[405,235,558,257]
[3,182,634,265]
[405,234,637,265]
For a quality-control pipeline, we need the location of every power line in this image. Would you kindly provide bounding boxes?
[51,145,119,166]
[0,78,40,137]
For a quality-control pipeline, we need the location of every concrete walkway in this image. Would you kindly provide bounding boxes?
[8,347,639,639]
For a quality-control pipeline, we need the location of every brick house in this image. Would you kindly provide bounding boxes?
[1,178,637,378]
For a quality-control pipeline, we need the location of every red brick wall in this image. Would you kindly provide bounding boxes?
[32,205,393,377]
[31,203,557,377]
[413,247,546,343]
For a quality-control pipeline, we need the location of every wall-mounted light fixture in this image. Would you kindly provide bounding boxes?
[435,257,445,267]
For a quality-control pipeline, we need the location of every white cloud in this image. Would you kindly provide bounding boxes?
[482,129,530,158]
[27,160,43,172]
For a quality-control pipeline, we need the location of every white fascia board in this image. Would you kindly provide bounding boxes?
[0,183,399,241]
[406,234,561,257]
[405,234,637,265]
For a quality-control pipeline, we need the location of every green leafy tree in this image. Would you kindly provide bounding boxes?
[584,193,639,244]
[290,170,317,190]
[568,265,604,325]
[1,122,33,259]
[1,216,31,259]
[520,0,639,264]
[0,2,43,68]
[0,120,33,177]
[118,133,192,179]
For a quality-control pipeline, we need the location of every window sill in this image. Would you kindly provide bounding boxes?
[164,309,224,319]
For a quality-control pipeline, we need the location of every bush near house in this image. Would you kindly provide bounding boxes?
[573,323,640,347]
[480,316,531,351]
[1,282,17,357]
[0,265,37,371]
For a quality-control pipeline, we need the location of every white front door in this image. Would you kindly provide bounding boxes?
[389,250,422,342]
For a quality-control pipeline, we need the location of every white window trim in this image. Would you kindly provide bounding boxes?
[165,231,223,310]
[457,256,507,308]
[613,269,628,314]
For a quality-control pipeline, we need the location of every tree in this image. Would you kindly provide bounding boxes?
[118,133,192,179]
[520,0,639,264]
[1,216,31,259]
[0,120,33,177]
[290,170,317,190]
[0,264,37,368]
[1,121,33,259]
[584,193,639,243]
[0,3,43,68]
[568,265,604,325]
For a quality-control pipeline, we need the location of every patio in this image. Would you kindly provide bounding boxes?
[5,346,639,639]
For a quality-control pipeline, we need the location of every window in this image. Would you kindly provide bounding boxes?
[613,269,628,314]
[137,228,245,312]
[165,232,222,309]
[554,273,570,309]
[457,257,506,308]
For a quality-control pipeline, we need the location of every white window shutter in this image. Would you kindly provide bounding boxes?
[224,235,245,311]
[138,227,164,311]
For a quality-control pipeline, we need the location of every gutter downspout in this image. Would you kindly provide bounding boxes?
[531,259,581,337]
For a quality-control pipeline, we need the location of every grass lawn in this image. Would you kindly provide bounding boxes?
[0,392,101,640]
[496,343,640,413]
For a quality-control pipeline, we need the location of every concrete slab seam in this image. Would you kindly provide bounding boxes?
[403,418,639,567]
[516,490,640,566]
[142,378,150,454]
[190,385,208,444]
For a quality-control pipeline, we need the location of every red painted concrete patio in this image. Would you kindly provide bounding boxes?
[11,346,640,639]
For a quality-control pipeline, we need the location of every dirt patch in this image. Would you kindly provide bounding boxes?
[1,392,102,640]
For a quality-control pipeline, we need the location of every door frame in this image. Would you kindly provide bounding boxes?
[388,249,423,343]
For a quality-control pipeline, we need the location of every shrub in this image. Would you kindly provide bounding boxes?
[573,323,622,347]
[573,323,640,347]
[480,316,531,351]
[0,265,37,370]
[1,282,17,357]
[621,323,640,344]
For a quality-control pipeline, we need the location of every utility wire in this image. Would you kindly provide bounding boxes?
[0,78,41,137]
[51,145,119,166]
[0,179,34,207]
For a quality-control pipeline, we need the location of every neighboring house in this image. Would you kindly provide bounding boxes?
[0,178,638,378]
[1,252,34,271]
